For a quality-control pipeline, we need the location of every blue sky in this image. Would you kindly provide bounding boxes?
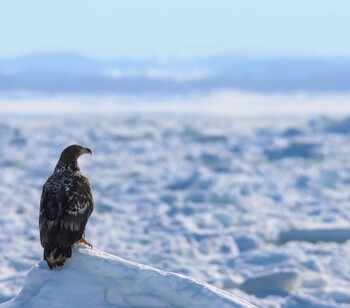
[1,1,350,60]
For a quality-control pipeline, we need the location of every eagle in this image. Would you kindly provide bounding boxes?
[39,144,94,269]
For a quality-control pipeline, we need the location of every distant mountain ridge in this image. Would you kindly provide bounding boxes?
[0,53,349,95]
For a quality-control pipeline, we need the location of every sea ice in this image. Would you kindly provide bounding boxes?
[1,114,350,307]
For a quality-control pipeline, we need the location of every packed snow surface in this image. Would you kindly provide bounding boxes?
[1,114,350,307]
[2,246,253,307]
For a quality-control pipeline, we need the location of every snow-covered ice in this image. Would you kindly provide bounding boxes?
[2,246,253,307]
[1,113,350,307]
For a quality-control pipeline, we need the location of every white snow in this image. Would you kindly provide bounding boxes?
[2,100,350,307]
[1,246,253,308]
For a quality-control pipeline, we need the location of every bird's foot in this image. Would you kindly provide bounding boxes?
[76,236,93,248]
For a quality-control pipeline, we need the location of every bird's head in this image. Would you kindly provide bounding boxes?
[59,144,92,162]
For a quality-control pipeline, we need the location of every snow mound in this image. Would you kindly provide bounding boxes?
[1,246,255,308]
[239,269,300,298]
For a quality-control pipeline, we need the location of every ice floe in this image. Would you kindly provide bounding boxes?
[1,114,350,307]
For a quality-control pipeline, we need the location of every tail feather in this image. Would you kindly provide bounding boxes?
[44,246,72,269]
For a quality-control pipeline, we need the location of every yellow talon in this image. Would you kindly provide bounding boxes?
[75,235,92,248]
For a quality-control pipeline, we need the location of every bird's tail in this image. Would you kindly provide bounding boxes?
[44,246,72,269]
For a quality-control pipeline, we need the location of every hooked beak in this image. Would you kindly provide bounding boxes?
[80,147,92,156]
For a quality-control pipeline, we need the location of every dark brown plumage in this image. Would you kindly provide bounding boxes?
[39,144,94,269]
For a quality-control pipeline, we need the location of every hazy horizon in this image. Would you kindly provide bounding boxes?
[0,52,350,96]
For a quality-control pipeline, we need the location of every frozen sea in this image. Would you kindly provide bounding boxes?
[1,103,350,307]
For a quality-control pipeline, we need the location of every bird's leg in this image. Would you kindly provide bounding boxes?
[76,234,92,248]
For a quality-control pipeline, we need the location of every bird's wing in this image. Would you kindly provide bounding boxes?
[39,173,93,248]
[39,176,66,247]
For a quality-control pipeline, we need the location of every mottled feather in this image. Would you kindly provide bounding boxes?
[39,145,93,269]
